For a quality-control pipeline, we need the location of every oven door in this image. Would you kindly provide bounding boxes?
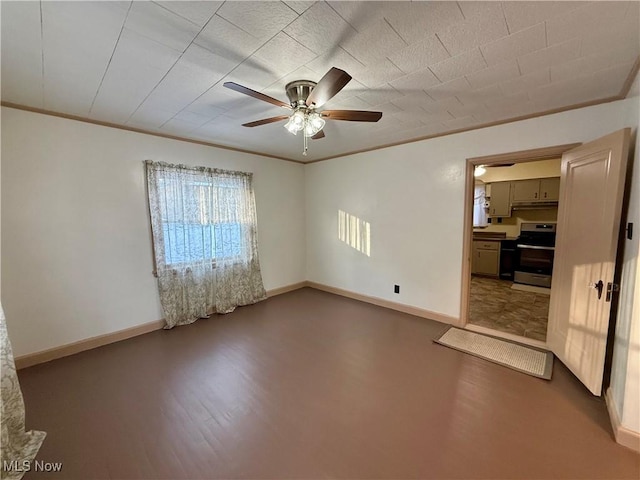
[517,244,555,274]
[514,244,555,287]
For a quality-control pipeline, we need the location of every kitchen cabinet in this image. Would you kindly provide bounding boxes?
[512,177,560,203]
[488,181,511,217]
[512,179,540,202]
[472,240,500,276]
[540,177,560,201]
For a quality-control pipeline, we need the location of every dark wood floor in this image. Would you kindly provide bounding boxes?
[19,288,639,479]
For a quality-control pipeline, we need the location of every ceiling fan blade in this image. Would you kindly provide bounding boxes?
[242,115,290,127]
[223,82,292,109]
[306,67,352,108]
[311,130,325,140]
[321,110,382,122]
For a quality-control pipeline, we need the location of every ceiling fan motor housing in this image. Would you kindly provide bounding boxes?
[285,80,317,108]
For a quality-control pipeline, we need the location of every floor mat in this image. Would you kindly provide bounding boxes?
[434,327,553,379]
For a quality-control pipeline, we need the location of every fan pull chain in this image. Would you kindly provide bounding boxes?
[303,128,308,156]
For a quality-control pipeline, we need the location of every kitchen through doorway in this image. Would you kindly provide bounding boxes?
[468,276,550,341]
[461,144,580,346]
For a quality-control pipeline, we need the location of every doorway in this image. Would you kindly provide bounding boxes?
[460,130,631,398]
[460,143,581,348]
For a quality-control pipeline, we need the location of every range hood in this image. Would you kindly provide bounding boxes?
[511,200,559,210]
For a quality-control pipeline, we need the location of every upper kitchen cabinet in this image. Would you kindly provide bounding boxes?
[512,179,540,202]
[512,177,560,204]
[540,177,560,201]
[488,181,511,217]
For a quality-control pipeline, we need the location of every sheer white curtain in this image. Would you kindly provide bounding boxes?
[473,183,488,227]
[1,303,46,479]
[146,161,267,329]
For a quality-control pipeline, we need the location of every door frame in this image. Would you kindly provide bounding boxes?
[459,143,581,343]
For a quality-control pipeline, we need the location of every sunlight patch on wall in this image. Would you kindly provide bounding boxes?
[338,209,371,257]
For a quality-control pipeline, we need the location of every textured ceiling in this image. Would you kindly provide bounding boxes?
[2,1,639,162]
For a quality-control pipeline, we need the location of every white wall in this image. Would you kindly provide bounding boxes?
[609,90,640,433]
[1,107,306,357]
[306,97,640,432]
[2,94,638,435]
[306,97,640,316]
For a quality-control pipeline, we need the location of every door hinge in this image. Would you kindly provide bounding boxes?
[606,282,619,302]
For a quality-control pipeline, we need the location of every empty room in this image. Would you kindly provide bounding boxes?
[2,1,640,479]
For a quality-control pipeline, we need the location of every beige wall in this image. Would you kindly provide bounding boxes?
[478,208,558,237]
[478,158,561,183]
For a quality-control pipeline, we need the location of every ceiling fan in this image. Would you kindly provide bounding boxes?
[223,67,382,156]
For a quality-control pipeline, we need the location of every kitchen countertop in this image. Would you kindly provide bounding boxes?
[472,231,518,241]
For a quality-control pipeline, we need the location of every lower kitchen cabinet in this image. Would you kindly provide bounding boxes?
[472,240,500,276]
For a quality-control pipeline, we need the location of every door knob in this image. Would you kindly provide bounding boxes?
[588,280,604,299]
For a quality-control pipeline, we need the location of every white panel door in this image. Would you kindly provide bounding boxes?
[548,129,630,395]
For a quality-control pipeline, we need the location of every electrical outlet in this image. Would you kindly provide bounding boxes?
[394,285,400,294]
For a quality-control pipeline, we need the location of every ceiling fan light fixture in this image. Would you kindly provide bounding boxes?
[474,165,487,177]
[284,110,305,135]
[284,109,325,138]
[304,112,325,138]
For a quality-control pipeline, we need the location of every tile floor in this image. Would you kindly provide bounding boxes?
[468,275,549,341]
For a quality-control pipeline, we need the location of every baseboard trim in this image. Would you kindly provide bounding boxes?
[15,281,455,369]
[307,281,459,325]
[605,387,640,452]
[15,319,166,370]
[266,282,307,297]
[15,282,309,370]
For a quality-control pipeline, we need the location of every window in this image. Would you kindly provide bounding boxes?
[159,178,244,265]
[145,160,266,327]
[473,183,488,227]
[146,161,258,271]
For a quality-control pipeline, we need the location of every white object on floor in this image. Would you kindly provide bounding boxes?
[435,327,553,379]
[511,283,551,295]
[1,302,46,479]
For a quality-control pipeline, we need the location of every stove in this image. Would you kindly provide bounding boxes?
[514,223,556,288]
